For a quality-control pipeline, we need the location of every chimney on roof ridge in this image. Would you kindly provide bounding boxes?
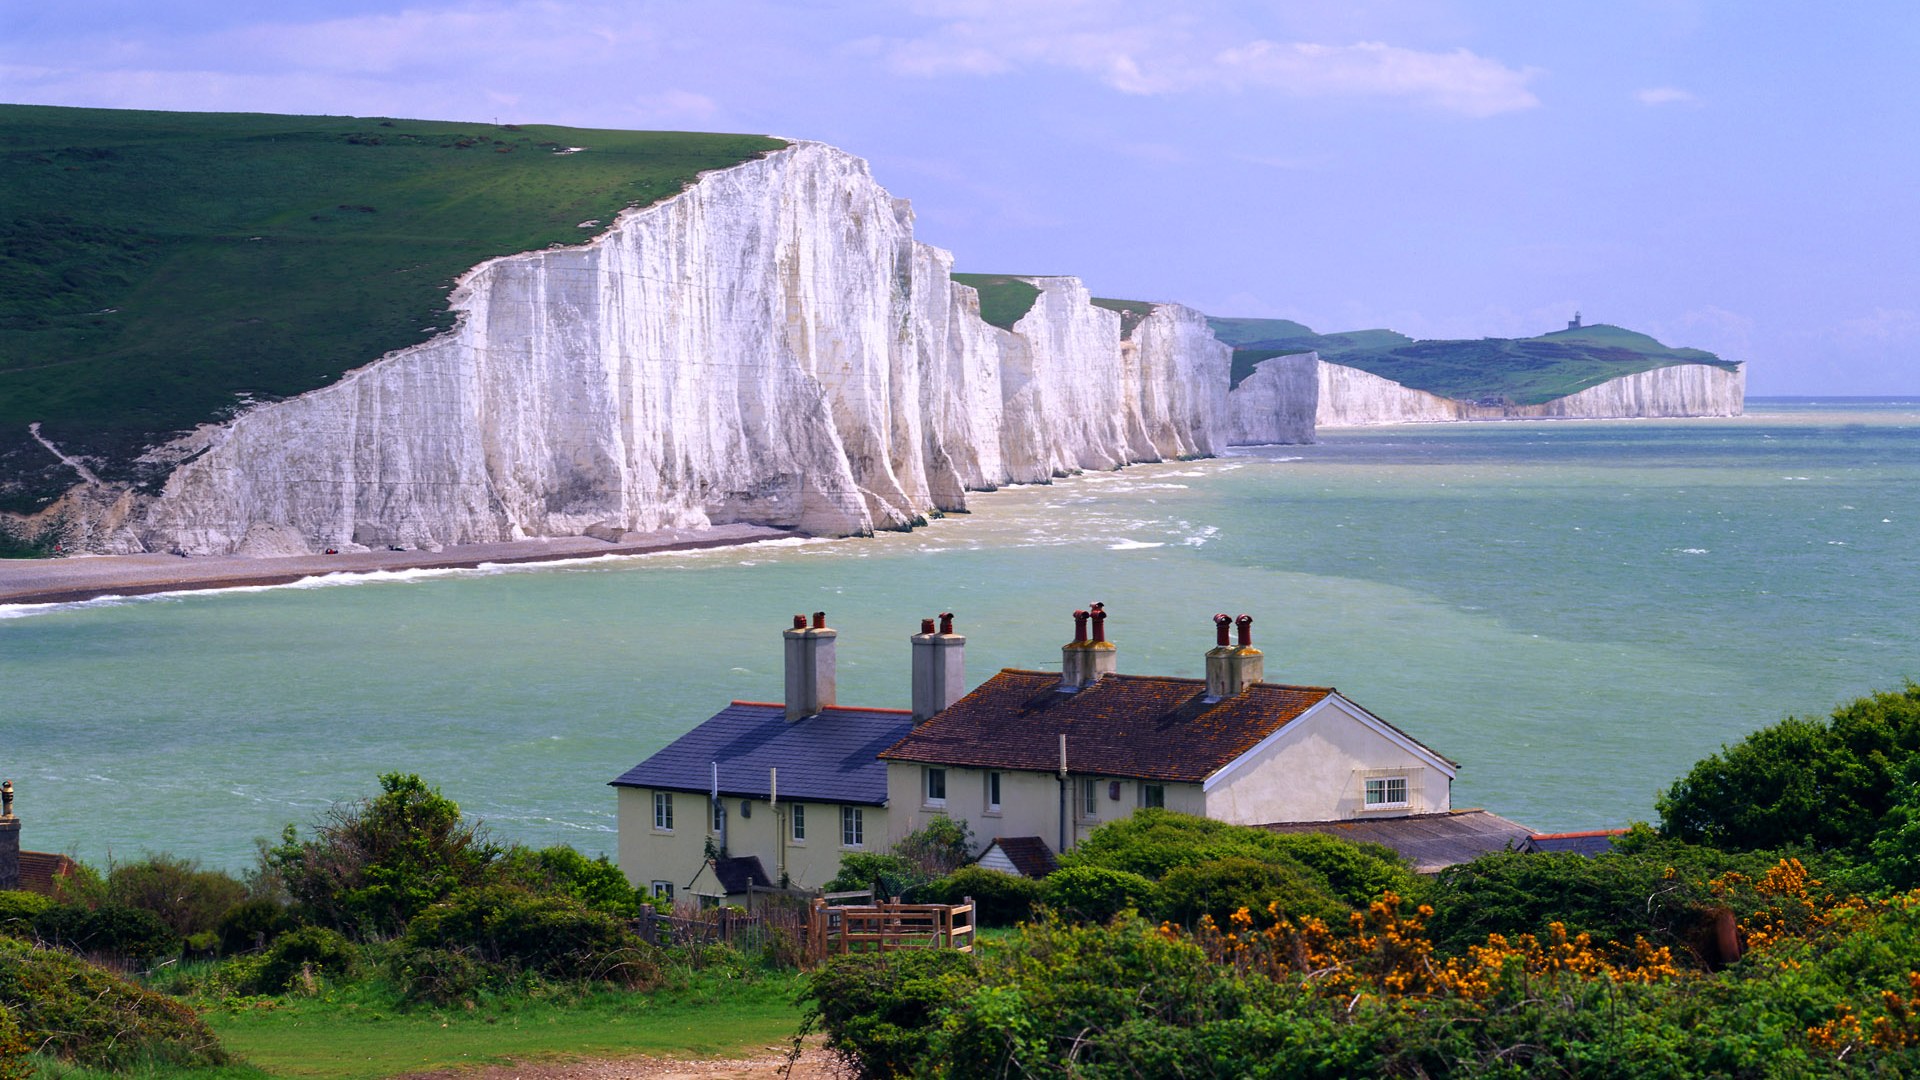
[783,611,837,721]
[0,780,18,892]
[912,611,966,722]
[1060,602,1117,691]
[1205,613,1264,700]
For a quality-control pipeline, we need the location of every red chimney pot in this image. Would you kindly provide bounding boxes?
[812,611,826,630]
[1214,613,1232,647]
[1236,614,1253,648]
[792,614,806,630]
[939,612,955,635]
[920,617,936,635]
[1090,602,1107,643]
[1072,609,1090,641]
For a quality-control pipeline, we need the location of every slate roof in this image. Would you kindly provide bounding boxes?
[1260,810,1535,874]
[611,701,915,807]
[982,836,1058,879]
[711,855,773,894]
[1525,829,1628,857]
[878,669,1343,782]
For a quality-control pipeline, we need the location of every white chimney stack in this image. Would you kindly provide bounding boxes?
[1205,613,1264,699]
[1059,602,1116,691]
[911,612,966,722]
[783,611,837,721]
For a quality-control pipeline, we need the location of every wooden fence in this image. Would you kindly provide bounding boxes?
[805,897,975,965]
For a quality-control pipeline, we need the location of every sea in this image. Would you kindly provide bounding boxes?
[3,399,1917,871]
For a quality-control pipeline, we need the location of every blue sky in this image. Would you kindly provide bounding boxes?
[4,1,1915,393]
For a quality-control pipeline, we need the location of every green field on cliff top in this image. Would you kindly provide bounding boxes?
[1209,317,1738,406]
[0,104,782,512]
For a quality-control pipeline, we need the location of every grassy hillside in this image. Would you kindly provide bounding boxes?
[951,273,1043,331]
[0,104,783,512]
[1207,316,1736,404]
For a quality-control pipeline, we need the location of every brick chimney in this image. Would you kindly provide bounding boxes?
[783,612,837,721]
[1205,614,1264,699]
[911,612,966,722]
[1060,602,1117,691]
[0,780,18,892]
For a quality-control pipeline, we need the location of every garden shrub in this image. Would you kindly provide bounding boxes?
[235,925,356,994]
[894,817,974,880]
[217,896,295,955]
[0,892,52,939]
[1155,856,1347,928]
[0,937,226,1069]
[263,772,500,938]
[400,886,660,990]
[497,845,643,916]
[31,902,180,961]
[0,1004,28,1080]
[1040,865,1156,923]
[802,948,977,1079]
[823,853,927,901]
[104,854,248,939]
[923,867,1041,927]
[387,945,490,1006]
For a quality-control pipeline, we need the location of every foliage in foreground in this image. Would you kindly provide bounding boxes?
[0,937,227,1071]
[804,868,1920,1078]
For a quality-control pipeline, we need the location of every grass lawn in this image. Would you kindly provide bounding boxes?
[950,273,1042,331]
[0,104,782,511]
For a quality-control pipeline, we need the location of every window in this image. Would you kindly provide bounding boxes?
[712,798,725,832]
[841,806,865,847]
[650,880,674,900]
[986,771,1002,814]
[925,767,947,807]
[652,791,674,831]
[791,803,806,841]
[1364,776,1409,808]
[1081,777,1099,818]
[1139,784,1165,809]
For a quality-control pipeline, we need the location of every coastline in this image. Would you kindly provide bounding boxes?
[0,523,795,607]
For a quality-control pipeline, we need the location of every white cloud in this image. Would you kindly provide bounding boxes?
[875,5,1541,117]
[1636,86,1699,107]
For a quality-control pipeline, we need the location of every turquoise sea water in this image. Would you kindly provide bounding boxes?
[4,400,1918,869]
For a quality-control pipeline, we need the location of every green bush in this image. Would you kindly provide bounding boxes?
[217,896,295,954]
[1061,810,1416,905]
[923,867,1041,927]
[1040,866,1156,923]
[0,892,52,939]
[0,937,226,1069]
[0,1004,28,1080]
[1659,684,1920,857]
[497,845,643,917]
[387,945,490,1006]
[264,772,500,938]
[31,902,180,961]
[802,949,977,1079]
[399,886,659,991]
[1155,857,1347,928]
[894,817,974,880]
[233,925,356,994]
[104,854,248,939]
[824,853,927,901]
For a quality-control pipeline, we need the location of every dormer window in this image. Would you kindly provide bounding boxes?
[1364,775,1409,809]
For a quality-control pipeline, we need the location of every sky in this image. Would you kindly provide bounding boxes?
[4,1,1917,394]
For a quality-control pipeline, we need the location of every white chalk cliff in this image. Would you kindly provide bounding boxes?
[1311,360,1746,427]
[80,142,1229,555]
[1227,354,1320,445]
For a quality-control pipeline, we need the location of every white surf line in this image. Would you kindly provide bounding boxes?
[27,422,103,487]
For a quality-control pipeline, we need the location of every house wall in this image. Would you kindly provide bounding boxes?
[615,786,891,899]
[1202,700,1453,825]
[884,763,1204,852]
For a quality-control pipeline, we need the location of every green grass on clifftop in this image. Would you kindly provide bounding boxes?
[1208,316,1737,404]
[951,273,1042,331]
[1090,297,1158,340]
[0,104,784,512]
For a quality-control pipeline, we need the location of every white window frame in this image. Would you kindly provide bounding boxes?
[650,880,674,900]
[791,802,807,842]
[652,791,674,832]
[985,771,1002,815]
[925,767,947,808]
[841,805,865,848]
[1364,775,1409,809]
[1080,777,1099,819]
[1139,783,1165,809]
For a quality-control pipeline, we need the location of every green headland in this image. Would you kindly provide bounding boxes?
[1209,316,1738,404]
[0,103,782,512]
[950,273,1043,331]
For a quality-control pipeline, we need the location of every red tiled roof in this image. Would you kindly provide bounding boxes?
[16,851,76,895]
[983,836,1058,879]
[879,669,1335,782]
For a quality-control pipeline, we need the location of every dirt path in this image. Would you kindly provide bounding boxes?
[395,1039,846,1080]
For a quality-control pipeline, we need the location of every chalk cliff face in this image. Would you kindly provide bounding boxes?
[1313,361,1746,427]
[1227,353,1319,445]
[80,143,1227,555]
